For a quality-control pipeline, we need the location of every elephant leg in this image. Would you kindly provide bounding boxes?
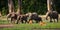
[54,19,55,22]
[11,18,13,23]
[56,18,58,22]
[39,18,42,23]
[50,18,53,22]
[36,20,41,23]
[35,20,38,23]
[36,21,38,23]
[38,20,41,23]
[21,20,24,23]
[12,18,15,24]
[7,18,10,23]
[25,20,27,23]
[16,16,21,24]
[11,17,16,24]
[16,19,20,24]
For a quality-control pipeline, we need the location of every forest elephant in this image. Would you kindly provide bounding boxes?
[7,12,17,23]
[46,11,58,22]
[26,12,42,23]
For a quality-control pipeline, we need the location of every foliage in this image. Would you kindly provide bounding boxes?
[0,0,60,15]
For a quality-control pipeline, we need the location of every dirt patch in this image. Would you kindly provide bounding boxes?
[0,24,14,28]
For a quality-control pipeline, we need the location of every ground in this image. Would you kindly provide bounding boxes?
[0,15,60,30]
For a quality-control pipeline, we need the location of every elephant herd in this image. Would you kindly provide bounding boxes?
[7,11,59,24]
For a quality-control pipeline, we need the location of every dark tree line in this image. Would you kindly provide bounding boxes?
[0,0,60,16]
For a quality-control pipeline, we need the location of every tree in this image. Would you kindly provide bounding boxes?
[0,11,1,17]
[17,0,22,15]
[47,0,53,11]
[8,0,14,13]
[46,0,53,17]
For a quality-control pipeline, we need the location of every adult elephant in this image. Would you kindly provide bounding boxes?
[16,14,28,24]
[27,12,42,23]
[46,11,58,22]
[7,12,17,23]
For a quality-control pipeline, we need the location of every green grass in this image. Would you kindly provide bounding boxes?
[0,20,60,30]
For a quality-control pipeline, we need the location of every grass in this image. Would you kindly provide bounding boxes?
[0,20,60,30]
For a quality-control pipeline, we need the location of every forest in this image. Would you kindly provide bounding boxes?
[0,0,60,15]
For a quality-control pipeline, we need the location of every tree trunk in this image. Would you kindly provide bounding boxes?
[0,11,1,17]
[46,0,53,18]
[17,0,22,15]
[8,0,14,13]
[47,0,53,11]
